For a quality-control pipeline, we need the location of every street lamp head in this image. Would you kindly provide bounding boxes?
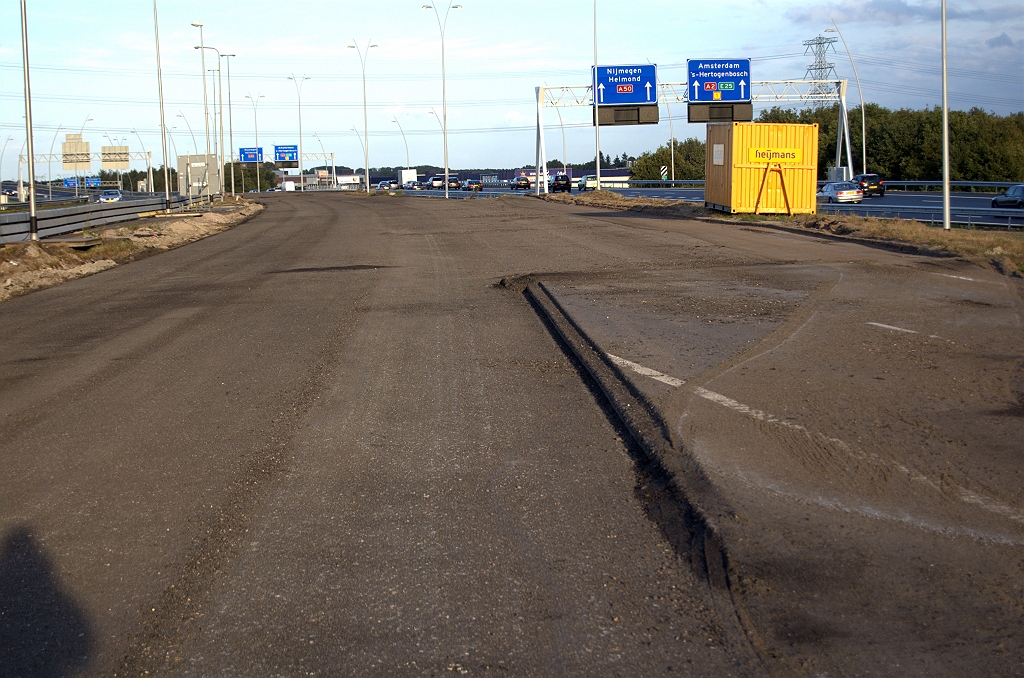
[452,4,462,8]
[347,45,355,49]
[825,28,836,32]
[422,4,433,8]
[191,21,203,27]
[370,44,378,49]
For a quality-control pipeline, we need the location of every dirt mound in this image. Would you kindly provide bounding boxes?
[0,200,262,303]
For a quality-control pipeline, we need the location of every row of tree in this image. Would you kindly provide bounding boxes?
[628,105,1024,182]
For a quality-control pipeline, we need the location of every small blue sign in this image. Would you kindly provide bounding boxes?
[274,145,298,162]
[63,178,79,188]
[239,147,263,163]
[592,64,658,106]
[85,177,101,188]
[687,59,752,102]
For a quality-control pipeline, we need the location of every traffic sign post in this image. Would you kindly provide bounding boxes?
[84,177,101,188]
[62,178,78,188]
[687,59,753,123]
[687,59,751,102]
[591,64,660,126]
[274,144,298,169]
[592,64,658,105]
[239,147,263,164]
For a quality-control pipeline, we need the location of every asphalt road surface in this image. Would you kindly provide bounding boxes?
[1,193,1022,676]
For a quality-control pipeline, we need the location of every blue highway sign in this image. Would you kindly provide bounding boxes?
[592,64,658,106]
[85,177,101,188]
[687,59,751,102]
[274,145,298,162]
[63,178,79,188]
[240,147,263,163]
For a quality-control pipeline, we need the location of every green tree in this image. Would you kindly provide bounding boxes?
[631,138,706,180]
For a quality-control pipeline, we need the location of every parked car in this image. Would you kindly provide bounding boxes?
[510,176,531,191]
[404,181,423,191]
[98,189,122,203]
[852,173,885,197]
[549,173,571,193]
[427,176,444,189]
[991,184,1024,208]
[817,182,863,204]
[447,176,460,189]
[377,180,391,191]
[463,179,482,191]
[577,175,598,191]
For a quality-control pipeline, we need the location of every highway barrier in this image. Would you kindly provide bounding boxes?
[819,203,1024,229]
[0,195,201,244]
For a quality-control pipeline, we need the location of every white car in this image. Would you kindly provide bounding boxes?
[98,189,122,203]
[577,175,598,191]
[817,182,863,204]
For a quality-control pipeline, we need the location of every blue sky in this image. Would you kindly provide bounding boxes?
[1,0,1021,179]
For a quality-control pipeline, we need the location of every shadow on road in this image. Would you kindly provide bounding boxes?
[0,525,92,678]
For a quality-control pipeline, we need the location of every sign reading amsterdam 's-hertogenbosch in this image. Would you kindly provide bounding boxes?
[274,145,298,162]
[592,64,658,105]
[63,178,79,188]
[239,147,263,163]
[687,59,751,102]
[85,177,102,187]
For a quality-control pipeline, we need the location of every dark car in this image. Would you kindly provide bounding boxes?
[549,173,571,193]
[991,185,1024,208]
[510,176,531,191]
[447,176,460,189]
[852,173,885,197]
[463,179,482,191]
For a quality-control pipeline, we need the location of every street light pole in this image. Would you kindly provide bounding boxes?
[153,0,171,210]
[553,105,567,173]
[313,132,331,189]
[593,0,602,190]
[827,23,866,175]
[392,117,410,169]
[287,75,310,192]
[20,0,38,239]
[423,3,461,200]
[74,116,92,198]
[177,112,198,155]
[191,22,212,201]
[47,124,64,200]
[245,94,264,193]
[197,46,224,198]
[940,0,950,231]
[132,129,153,193]
[351,126,366,189]
[348,42,377,195]
[223,54,236,196]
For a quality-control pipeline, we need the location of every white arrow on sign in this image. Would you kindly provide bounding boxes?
[645,82,652,101]
[597,83,605,103]
[692,81,699,99]
[739,80,746,98]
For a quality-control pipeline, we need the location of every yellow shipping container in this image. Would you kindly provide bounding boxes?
[705,122,819,215]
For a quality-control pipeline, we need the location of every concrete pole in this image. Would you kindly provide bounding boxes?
[192,22,211,201]
[225,54,236,196]
[20,0,38,240]
[941,0,950,230]
[593,0,602,190]
[154,0,171,210]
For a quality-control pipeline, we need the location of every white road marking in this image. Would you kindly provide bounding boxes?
[694,387,1024,535]
[694,387,806,431]
[606,353,685,387]
[937,273,976,282]
[866,322,918,334]
[959,489,1024,525]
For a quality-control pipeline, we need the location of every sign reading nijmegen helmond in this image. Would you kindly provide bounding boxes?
[592,64,658,106]
[687,59,751,102]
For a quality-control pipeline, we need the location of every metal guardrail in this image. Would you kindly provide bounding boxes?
[819,203,1024,229]
[0,195,199,244]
